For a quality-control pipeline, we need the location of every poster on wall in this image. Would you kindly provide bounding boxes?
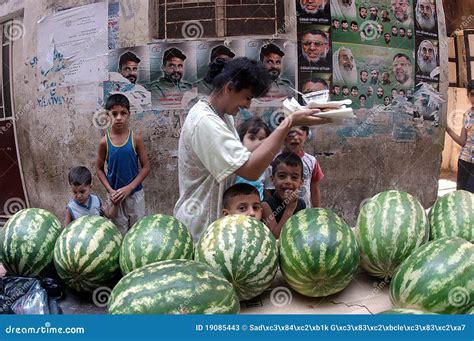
[149,42,197,110]
[106,46,151,112]
[297,24,332,72]
[108,1,120,50]
[296,0,331,24]
[330,0,415,50]
[331,43,415,109]
[37,2,108,85]
[234,39,298,131]
[414,0,438,38]
[195,40,245,96]
[415,38,439,83]
[245,39,297,107]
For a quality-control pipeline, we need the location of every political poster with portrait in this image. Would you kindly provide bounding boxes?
[298,72,331,97]
[195,40,245,96]
[414,0,438,38]
[106,46,151,113]
[414,0,439,90]
[415,38,439,83]
[331,42,415,109]
[149,42,197,110]
[244,39,297,107]
[296,0,331,25]
[297,25,332,73]
[330,0,415,50]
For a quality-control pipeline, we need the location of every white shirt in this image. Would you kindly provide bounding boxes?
[174,100,251,242]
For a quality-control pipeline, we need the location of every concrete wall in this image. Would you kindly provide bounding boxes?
[2,0,448,226]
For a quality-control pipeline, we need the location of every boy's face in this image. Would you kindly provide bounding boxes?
[108,105,130,129]
[284,127,307,153]
[271,163,304,200]
[70,184,92,205]
[222,193,262,220]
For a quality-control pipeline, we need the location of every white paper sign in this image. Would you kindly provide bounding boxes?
[37,2,108,85]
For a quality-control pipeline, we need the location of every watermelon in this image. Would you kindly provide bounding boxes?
[428,190,473,242]
[53,216,122,292]
[356,190,429,279]
[279,208,360,297]
[108,259,239,314]
[195,215,278,301]
[120,214,193,275]
[1,208,61,276]
[379,309,435,314]
[468,307,474,314]
[390,237,474,314]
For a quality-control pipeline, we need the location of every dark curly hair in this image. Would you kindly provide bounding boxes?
[237,116,271,141]
[204,57,270,98]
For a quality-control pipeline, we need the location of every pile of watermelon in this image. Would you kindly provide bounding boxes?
[0,188,472,315]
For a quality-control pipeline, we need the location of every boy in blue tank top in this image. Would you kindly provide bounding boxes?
[97,94,150,235]
[64,166,118,226]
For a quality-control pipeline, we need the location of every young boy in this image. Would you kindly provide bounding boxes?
[96,94,150,235]
[64,166,118,226]
[222,183,262,221]
[265,126,324,208]
[262,152,306,238]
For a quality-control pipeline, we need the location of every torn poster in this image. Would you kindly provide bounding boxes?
[37,2,108,86]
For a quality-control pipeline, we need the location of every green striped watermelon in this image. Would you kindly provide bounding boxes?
[279,208,360,297]
[356,190,429,279]
[53,216,122,292]
[428,190,473,242]
[195,215,278,301]
[108,259,240,314]
[390,237,474,314]
[379,309,435,314]
[120,214,193,275]
[1,208,61,276]
[468,306,474,314]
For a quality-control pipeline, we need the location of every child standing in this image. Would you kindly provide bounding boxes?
[262,152,306,238]
[265,126,324,208]
[235,117,271,200]
[446,80,474,193]
[96,94,150,235]
[64,166,118,226]
[222,183,262,220]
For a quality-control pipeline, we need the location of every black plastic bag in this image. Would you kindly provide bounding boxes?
[0,276,63,314]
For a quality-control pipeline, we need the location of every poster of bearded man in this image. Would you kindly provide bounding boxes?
[296,0,331,24]
[332,46,358,85]
[415,0,438,36]
[416,39,439,80]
